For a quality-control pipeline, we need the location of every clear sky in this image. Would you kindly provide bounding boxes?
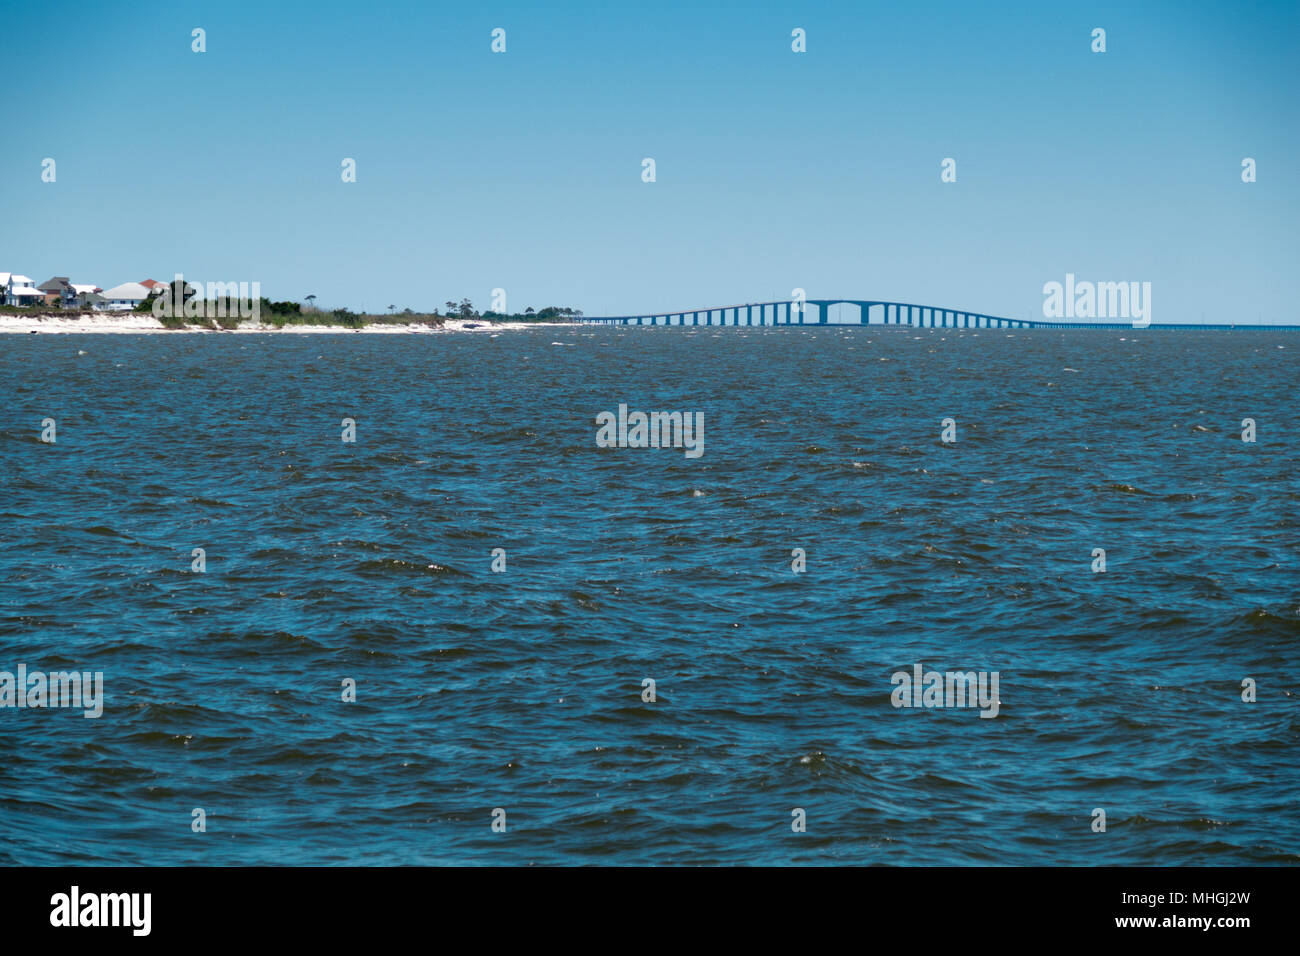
[2,0,1296,322]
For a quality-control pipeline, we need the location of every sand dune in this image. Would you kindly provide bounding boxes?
[0,313,572,334]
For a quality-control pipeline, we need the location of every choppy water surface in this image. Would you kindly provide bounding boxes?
[1,327,1296,865]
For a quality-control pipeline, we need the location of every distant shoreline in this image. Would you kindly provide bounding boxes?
[0,313,577,335]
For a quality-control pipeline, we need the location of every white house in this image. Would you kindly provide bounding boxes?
[69,283,101,309]
[95,281,151,311]
[2,273,44,307]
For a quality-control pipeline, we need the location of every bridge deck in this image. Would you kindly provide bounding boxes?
[578,300,1297,330]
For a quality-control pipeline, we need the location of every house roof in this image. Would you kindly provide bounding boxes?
[38,276,71,292]
[71,283,99,294]
[0,273,9,286]
[99,282,150,300]
[139,279,166,288]
[10,275,33,285]
[7,287,44,297]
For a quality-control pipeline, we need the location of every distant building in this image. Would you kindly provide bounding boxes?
[95,281,151,311]
[69,283,101,309]
[36,277,68,308]
[38,276,103,309]
[3,273,43,307]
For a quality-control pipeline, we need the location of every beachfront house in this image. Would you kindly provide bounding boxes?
[37,277,65,306]
[3,273,44,307]
[68,283,101,309]
[38,276,71,308]
[37,276,103,309]
[36,277,67,308]
[95,281,151,311]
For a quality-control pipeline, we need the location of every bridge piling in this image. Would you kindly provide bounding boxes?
[579,299,1299,330]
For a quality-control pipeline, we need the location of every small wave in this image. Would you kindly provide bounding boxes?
[1098,483,1152,495]
[356,558,464,577]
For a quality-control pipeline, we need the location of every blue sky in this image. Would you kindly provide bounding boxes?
[2,0,1296,321]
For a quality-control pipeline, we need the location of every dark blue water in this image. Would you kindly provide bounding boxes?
[1,327,1296,865]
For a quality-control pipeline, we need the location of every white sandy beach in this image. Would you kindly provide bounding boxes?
[0,313,572,334]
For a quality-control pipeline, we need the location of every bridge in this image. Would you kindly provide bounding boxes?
[579,298,1290,330]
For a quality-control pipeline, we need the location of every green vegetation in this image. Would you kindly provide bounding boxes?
[4,288,581,328]
[0,304,67,317]
[130,288,443,329]
[480,305,584,322]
